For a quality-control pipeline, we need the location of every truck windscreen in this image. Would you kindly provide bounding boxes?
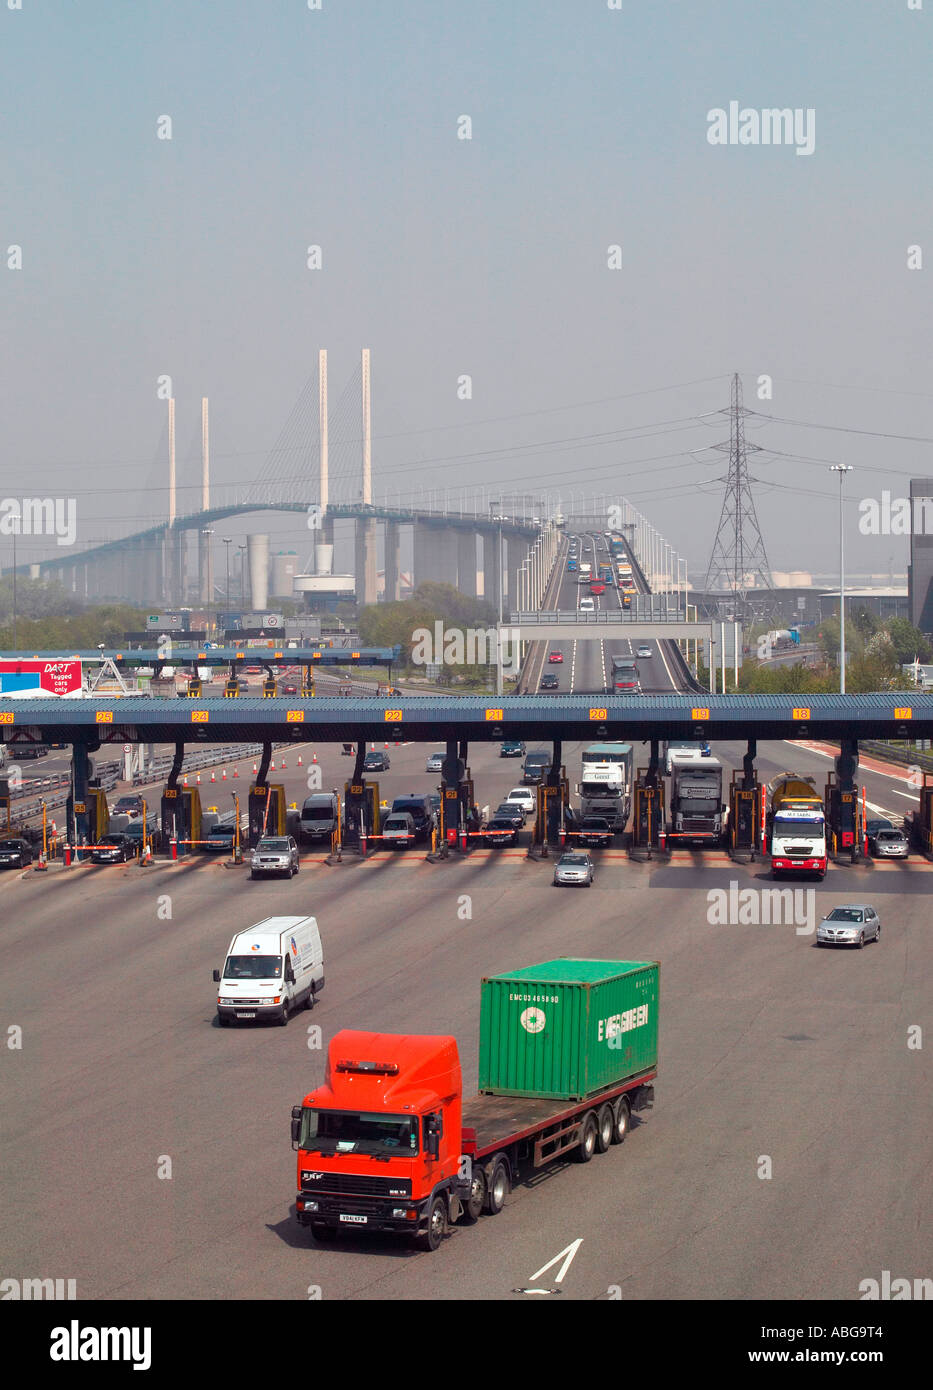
[774,815,823,834]
[224,955,283,979]
[300,1109,419,1156]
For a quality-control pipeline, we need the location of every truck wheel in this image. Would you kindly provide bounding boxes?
[461,1165,486,1222]
[417,1196,447,1251]
[612,1096,630,1145]
[574,1112,598,1163]
[311,1223,335,1242]
[596,1104,614,1152]
[484,1159,509,1214]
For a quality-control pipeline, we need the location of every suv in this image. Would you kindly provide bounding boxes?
[364,749,391,772]
[250,835,300,879]
[390,794,436,843]
[299,792,340,844]
[522,751,551,784]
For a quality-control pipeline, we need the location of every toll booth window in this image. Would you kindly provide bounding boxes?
[300,1110,419,1155]
[223,955,283,979]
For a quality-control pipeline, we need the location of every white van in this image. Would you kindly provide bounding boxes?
[213,915,324,1027]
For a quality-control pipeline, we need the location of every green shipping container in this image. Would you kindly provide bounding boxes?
[479,958,659,1100]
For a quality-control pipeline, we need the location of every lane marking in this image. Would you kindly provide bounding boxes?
[530,1238,583,1285]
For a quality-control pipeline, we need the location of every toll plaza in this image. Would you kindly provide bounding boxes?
[728,739,760,861]
[2,692,932,865]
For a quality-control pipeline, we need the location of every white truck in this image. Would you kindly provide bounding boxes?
[667,752,725,845]
[579,743,633,831]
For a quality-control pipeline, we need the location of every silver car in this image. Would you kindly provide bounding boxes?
[553,851,594,887]
[425,751,445,773]
[868,828,908,859]
[816,904,881,948]
[250,835,300,879]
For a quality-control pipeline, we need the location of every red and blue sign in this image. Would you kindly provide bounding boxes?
[0,659,82,696]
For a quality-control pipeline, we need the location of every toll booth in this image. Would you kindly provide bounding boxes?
[161,785,202,857]
[301,676,316,698]
[67,787,110,847]
[224,677,242,698]
[248,783,287,846]
[729,774,760,857]
[186,677,202,698]
[824,772,860,860]
[343,780,380,852]
[0,775,10,833]
[536,772,569,847]
[262,677,277,698]
[631,774,665,852]
[908,771,933,855]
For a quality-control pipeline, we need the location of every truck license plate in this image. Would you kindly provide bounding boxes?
[339,1214,367,1224]
[236,1011,256,1019]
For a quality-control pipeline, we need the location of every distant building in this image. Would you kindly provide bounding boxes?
[909,478,933,633]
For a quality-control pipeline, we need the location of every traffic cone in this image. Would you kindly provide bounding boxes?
[210,770,216,782]
[270,760,276,771]
[196,773,201,784]
[252,762,258,774]
[312,752,317,764]
[183,775,189,786]
[221,768,227,780]
[233,766,238,777]
[36,850,47,872]
[297,754,303,766]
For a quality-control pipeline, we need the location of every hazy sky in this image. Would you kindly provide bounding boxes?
[2,0,931,583]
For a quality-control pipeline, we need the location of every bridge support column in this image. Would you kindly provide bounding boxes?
[354,516,378,607]
[457,530,477,597]
[483,531,501,608]
[413,521,457,588]
[384,520,401,602]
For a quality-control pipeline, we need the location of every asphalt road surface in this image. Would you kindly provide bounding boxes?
[1,725,930,1302]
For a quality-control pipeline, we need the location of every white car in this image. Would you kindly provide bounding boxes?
[506,787,536,815]
[636,645,653,659]
[579,598,595,612]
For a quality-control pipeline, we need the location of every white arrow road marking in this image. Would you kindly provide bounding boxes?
[530,1237,583,1284]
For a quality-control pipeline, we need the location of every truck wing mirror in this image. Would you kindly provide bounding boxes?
[212,969,220,983]
[291,1106,302,1146]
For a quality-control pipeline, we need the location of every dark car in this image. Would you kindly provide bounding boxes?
[299,792,341,844]
[576,817,613,848]
[484,816,519,846]
[0,838,33,869]
[523,752,551,784]
[202,817,239,853]
[91,833,137,864]
[540,673,559,690]
[494,801,526,828]
[865,818,893,838]
[364,750,391,772]
[390,794,436,843]
[123,818,163,853]
[499,740,526,758]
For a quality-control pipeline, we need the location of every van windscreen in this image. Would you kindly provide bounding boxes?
[224,955,283,979]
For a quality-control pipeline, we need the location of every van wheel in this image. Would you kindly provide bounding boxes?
[217,1012,230,1028]
[417,1196,447,1251]
[596,1103,614,1153]
[574,1112,598,1162]
[278,1001,289,1026]
[612,1096,630,1145]
[484,1159,509,1214]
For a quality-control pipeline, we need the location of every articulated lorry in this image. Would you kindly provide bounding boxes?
[292,959,658,1251]
[667,752,725,844]
[768,774,827,878]
[579,742,633,830]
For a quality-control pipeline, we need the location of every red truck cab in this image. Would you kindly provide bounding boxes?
[293,1030,465,1249]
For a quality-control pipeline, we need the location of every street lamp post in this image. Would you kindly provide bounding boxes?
[223,537,232,616]
[830,465,853,694]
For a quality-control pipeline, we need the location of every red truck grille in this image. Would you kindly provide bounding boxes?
[300,1172,412,1198]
